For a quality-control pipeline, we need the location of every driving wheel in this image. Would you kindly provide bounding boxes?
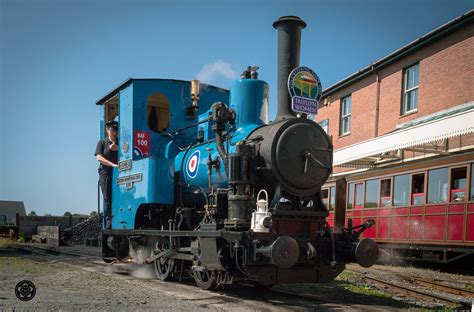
[193,269,217,290]
[153,238,175,281]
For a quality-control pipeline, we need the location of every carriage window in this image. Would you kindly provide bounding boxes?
[411,173,425,205]
[147,93,170,133]
[380,179,391,207]
[471,164,474,201]
[427,167,448,204]
[347,183,354,210]
[365,179,379,208]
[393,174,409,206]
[321,189,329,207]
[329,186,336,211]
[355,183,364,209]
[450,167,467,202]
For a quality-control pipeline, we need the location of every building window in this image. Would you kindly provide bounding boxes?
[393,174,410,206]
[329,186,336,211]
[427,167,448,204]
[347,183,354,210]
[339,95,351,135]
[380,179,392,207]
[318,119,329,133]
[411,173,425,205]
[365,179,379,208]
[402,64,419,115]
[450,167,467,202]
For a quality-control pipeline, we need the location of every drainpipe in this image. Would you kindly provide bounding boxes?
[372,65,380,137]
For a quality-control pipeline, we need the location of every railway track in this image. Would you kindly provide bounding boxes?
[346,268,473,309]
[411,276,474,298]
[350,265,474,296]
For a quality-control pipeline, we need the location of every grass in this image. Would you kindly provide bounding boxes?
[465,283,474,291]
[0,236,15,247]
[0,256,50,274]
[343,282,392,299]
[336,270,358,280]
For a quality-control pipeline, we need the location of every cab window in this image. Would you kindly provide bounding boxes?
[147,93,170,133]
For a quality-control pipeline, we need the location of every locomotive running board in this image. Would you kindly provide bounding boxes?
[102,229,244,240]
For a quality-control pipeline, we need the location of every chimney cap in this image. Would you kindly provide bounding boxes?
[273,16,307,29]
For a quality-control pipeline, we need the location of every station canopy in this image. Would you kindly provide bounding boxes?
[333,102,474,168]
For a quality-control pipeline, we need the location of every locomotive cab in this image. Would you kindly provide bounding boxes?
[96,79,229,230]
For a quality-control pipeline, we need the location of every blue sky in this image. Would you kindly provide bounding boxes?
[0,0,472,216]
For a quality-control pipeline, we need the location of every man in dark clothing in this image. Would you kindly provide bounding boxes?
[95,121,119,229]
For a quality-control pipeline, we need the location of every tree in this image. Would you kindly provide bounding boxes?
[90,211,98,217]
[28,211,37,216]
[63,211,72,217]
[44,214,52,217]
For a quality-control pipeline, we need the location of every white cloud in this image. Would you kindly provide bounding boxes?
[196,60,238,84]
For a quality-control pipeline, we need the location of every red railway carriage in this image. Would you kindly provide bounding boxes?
[324,153,474,263]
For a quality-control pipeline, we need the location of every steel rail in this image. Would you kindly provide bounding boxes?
[345,268,472,308]
[412,277,474,298]
[363,275,455,306]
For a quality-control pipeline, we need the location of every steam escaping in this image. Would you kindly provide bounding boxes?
[128,241,156,279]
[129,242,152,264]
[130,264,155,279]
[196,60,239,84]
[103,241,157,280]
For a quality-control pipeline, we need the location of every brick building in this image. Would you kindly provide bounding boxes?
[316,10,474,262]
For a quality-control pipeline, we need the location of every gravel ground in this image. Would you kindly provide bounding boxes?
[0,253,219,311]
[0,244,412,311]
[2,241,471,311]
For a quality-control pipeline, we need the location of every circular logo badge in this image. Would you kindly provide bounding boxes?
[15,280,36,301]
[287,66,322,102]
[122,141,129,153]
[186,150,200,179]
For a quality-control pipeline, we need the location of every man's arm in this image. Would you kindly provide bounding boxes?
[96,154,118,167]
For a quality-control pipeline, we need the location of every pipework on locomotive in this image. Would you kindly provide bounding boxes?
[97,16,379,289]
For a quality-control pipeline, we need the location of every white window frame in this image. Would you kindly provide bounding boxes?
[402,64,419,115]
[340,95,351,135]
[318,119,329,133]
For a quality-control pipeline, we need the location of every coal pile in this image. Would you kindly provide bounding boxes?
[62,216,101,245]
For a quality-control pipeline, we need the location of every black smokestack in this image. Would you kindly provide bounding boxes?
[273,16,306,120]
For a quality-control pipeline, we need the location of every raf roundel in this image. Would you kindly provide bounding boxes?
[186,150,200,179]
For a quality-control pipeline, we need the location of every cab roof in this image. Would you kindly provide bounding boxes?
[95,78,229,105]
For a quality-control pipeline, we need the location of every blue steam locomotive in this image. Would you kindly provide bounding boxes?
[97,16,378,289]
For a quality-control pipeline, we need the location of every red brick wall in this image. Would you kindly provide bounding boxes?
[316,24,474,150]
